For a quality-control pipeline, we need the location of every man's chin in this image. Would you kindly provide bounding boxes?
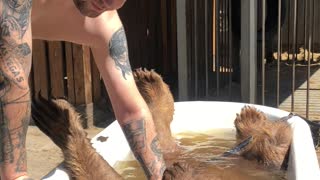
[78,9,104,18]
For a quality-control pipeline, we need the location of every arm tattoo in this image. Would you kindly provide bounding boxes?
[0,98,31,172]
[0,0,32,38]
[121,119,152,176]
[14,115,30,173]
[0,0,32,77]
[108,27,132,80]
[0,0,32,175]
[151,136,166,176]
[151,136,162,160]
[122,120,165,178]
[122,119,146,153]
[0,103,14,163]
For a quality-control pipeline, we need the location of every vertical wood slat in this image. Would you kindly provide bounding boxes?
[29,65,34,98]
[65,42,76,104]
[47,41,65,98]
[72,44,92,105]
[90,50,102,103]
[160,0,168,75]
[170,0,177,73]
[32,40,49,99]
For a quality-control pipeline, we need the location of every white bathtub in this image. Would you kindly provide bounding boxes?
[42,101,320,180]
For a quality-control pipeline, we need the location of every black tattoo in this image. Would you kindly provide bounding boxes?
[0,71,11,98]
[151,136,166,177]
[122,119,146,152]
[15,111,30,172]
[0,0,32,38]
[0,0,32,174]
[0,103,14,163]
[0,100,30,169]
[151,136,162,160]
[121,119,152,176]
[122,120,165,178]
[3,57,25,84]
[0,0,32,78]
[109,27,132,80]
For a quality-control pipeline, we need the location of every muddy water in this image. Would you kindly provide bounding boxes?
[114,129,287,180]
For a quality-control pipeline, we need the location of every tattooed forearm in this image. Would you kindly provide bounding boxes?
[151,136,166,176]
[0,103,14,163]
[0,0,32,38]
[0,101,30,168]
[0,0,32,178]
[122,119,166,179]
[109,27,132,80]
[122,119,151,176]
[0,0,32,75]
[122,119,146,153]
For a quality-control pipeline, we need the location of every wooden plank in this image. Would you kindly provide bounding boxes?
[160,0,168,74]
[47,41,65,98]
[90,50,102,103]
[72,44,92,105]
[146,0,160,69]
[170,0,177,74]
[65,42,76,104]
[28,66,34,98]
[32,40,49,99]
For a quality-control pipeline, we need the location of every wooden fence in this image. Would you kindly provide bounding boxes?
[30,41,101,105]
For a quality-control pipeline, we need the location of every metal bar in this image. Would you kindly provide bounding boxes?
[241,0,257,103]
[291,0,298,112]
[304,0,307,63]
[205,0,209,98]
[305,0,309,116]
[216,0,220,96]
[222,0,226,87]
[306,0,314,119]
[276,0,282,108]
[287,0,290,57]
[224,0,227,87]
[194,0,198,99]
[261,0,266,105]
[228,0,233,100]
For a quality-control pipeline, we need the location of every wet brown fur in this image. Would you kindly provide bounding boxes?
[133,68,178,153]
[234,106,292,168]
[32,96,122,180]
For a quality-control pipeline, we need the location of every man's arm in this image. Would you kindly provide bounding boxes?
[0,0,33,180]
[91,12,166,180]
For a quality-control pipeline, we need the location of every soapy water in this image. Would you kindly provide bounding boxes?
[114,129,288,180]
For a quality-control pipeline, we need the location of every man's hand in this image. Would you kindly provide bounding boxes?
[162,162,194,180]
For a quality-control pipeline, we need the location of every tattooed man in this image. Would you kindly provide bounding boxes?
[0,0,166,179]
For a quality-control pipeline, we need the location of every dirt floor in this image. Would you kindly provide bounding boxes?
[26,125,105,179]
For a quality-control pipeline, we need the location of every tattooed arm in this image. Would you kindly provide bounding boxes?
[90,11,166,180]
[0,0,33,180]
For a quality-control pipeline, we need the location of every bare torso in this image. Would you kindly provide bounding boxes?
[31,0,117,47]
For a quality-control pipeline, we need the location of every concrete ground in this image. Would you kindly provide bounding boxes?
[26,125,105,179]
[27,101,114,179]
